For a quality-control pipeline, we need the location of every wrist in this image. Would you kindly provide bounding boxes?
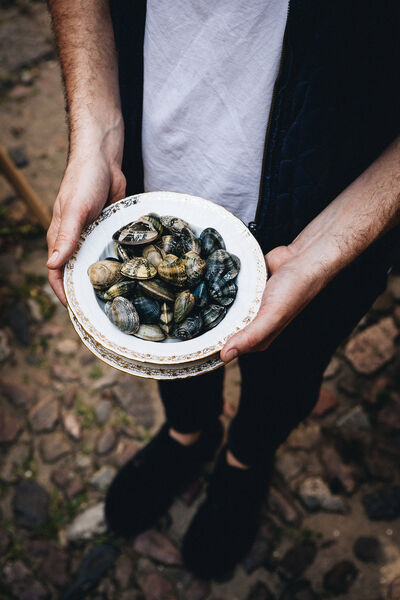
[69,111,124,165]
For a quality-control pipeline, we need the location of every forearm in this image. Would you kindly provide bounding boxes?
[289,136,400,296]
[48,0,123,159]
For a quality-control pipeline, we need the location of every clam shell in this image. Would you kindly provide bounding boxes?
[201,304,226,331]
[161,216,195,235]
[109,296,140,334]
[114,242,137,262]
[156,235,182,256]
[180,226,201,255]
[205,249,239,283]
[183,251,206,287]
[131,293,161,324]
[121,257,157,280]
[113,218,159,246]
[173,314,203,340]
[193,281,208,308]
[158,254,188,288]
[137,278,176,303]
[174,290,195,323]
[88,260,123,290]
[142,244,165,268]
[133,324,165,341]
[160,302,174,336]
[208,274,237,306]
[103,280,137,300]
[200,227,226,258]
[141,212,163,235]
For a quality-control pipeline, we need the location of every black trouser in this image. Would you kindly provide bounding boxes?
[159,247,391,467]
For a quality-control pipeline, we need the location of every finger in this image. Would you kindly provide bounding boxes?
[48,267,67,307]
[46,205,86,269]
[46,219,59,259]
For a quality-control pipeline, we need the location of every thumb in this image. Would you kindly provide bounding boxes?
[47,208,86,269]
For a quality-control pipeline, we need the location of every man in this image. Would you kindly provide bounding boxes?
[47,0,400,579]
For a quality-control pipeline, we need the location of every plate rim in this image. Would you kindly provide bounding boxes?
[64,191,266,365]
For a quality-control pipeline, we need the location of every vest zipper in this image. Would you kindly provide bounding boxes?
[248,1,291,240]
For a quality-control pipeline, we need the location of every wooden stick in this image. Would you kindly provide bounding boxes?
[0,144,51,230]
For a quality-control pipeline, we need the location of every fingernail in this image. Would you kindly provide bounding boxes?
[47,250,59,266]
[224,348,238,363]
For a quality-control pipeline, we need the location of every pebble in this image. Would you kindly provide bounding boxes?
[362,486,400,520]
[0,329,12,362]
[114,382,155,429]
[8,84,31,99]
[114,554,133,589]
[287,423,321,450]
[64,385,78,408]
[26,298,43,322]
[66,476,85,500]
[3,559,31,584]
[388,275,400,301]
[134,530,182,565]
[298,477,349,513]
[0,377,35,406]
[0,531,11,556]
[51,364,79,382]
[65,502,107,541]
[364,448,394,482]
[76,453,92,469]
[11,579,49,600]
[89,465,116,491]
[28,395,59,432]
[278,539,317,581]
[55,338,79,356]
[39,323,63,338]
[323,560,358,595]
[323,357,341,379]
[377,402,400,433]
[185,579,211,600]
[0,402,22,443]
[139,571,177,600]
[242,521,278,574]
[320,445,358,494]
[353,536,385,564]
[312,387,339,416]
[364,376,390,404]
[62,544,119,599]
[92,371,118,391]
[337,405,371,430]
[27,539,69,587]
[1,443,31,483]
[39,432,72,463]
[8,145,29,168]
[388,577,400,600]
[344,317,397,374]
[7,301,30,345]
[267,487,302,526]
[95,399,112,424]
[275,451,306,482]
[13,480,49,530]
[280,580,320,600]
[62,410,81,439]
[245,581,275,600]
[96,428,117,454]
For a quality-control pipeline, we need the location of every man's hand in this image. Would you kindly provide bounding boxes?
[46,147,125,306]
[220,245,322,362]
[221,136,400,363]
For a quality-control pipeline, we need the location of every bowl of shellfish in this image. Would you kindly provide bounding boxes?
[64,191,267,379]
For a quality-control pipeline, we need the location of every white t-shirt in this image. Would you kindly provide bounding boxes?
[142,1,289,225]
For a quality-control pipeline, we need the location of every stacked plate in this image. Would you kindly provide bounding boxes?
[64,191,267,379]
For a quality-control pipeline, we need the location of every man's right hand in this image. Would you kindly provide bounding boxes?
[46,147,126,306]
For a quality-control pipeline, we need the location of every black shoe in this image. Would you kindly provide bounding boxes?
[104,419,223,538]
[182,446,273,579]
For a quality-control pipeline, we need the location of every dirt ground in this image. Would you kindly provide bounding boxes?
[0,3,400,600]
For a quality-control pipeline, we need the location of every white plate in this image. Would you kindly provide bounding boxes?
[64,191,266,375]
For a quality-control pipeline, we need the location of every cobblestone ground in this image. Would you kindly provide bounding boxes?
[1,3,400,599]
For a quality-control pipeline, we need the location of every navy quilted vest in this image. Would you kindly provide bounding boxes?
[110,0,400,257]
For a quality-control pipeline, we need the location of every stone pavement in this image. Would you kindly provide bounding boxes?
[0,2,400,599]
